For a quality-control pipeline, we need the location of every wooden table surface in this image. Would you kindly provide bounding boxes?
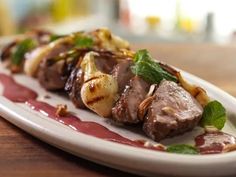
[0,43,236,177]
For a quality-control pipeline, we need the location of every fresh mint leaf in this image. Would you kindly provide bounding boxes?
[74,36,93,48]
[132,49,177,84]
[11,38,36,65]
[167,144,198,154]
[200,100,227,130]
[134,49,149,62]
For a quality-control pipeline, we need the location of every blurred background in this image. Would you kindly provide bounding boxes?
[1,0,236,44]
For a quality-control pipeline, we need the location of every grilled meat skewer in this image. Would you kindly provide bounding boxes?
[1,28,214,142]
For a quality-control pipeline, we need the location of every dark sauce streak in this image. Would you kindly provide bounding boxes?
[25,100,164,150]
[0,73,164,152]
[0,73,37,102]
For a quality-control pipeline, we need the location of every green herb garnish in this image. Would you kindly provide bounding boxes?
[50,34,65,42]
[74,36,93,48]
[11,38,36,65]
[167,144,198,154]
[200,100,227,130]
[131,49,177,84]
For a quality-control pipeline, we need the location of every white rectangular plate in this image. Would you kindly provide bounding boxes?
[0,64,236,177]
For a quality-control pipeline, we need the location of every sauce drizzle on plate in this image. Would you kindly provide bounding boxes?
[195,132,236,154]
[0,73,37,102]
[2,73,236,154]
[0,73,164,152]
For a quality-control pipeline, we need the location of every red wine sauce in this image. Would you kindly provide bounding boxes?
[195,132,236,154]
[0,73,37,102]
[26,100,164,150]
[0,73,164,151]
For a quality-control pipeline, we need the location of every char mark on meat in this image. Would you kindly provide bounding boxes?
[65,67,86,108]
[65,50,119,108]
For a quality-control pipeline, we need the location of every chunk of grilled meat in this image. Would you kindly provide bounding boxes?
[111,59,134,93]
[0,41,18,62]
[94,50,118,73]
[112,76,150,124]
[143,80,203,141]
[37,42,76,90]
[65,67,85,108]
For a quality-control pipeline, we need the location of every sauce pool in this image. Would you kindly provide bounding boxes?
[0,73,37,102]
[195,132,236,154]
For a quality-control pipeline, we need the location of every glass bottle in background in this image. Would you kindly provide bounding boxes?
[174,0,198,34]
[51,0,89,22]
[0,0,16,35]
[204,12,214,42]
[52,0,73,22]
[145,16,161,32]
[119,0,130,28]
